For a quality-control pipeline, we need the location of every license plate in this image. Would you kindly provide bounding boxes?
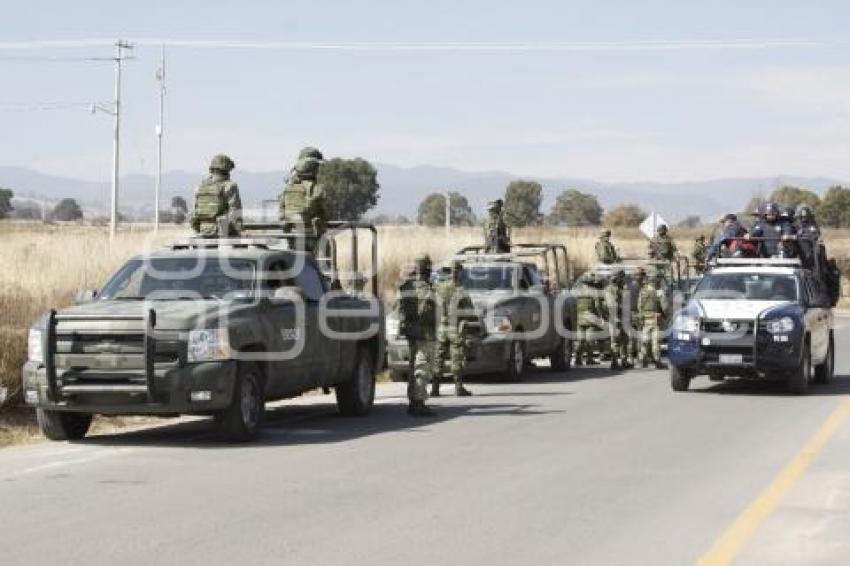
[719,353,743,365]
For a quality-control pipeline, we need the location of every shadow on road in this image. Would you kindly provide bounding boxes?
[75,398,563,449]
[689,374,850,397]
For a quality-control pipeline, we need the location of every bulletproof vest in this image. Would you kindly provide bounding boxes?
[414,281,437,340]
[654,236,675,258]
[436,280,456,325]
[194,178,229,223]
[575,286,599,315]
[640,287,662,314]
[282,181,310,218]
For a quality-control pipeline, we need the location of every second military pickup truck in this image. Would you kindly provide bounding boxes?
[22,223,385,442]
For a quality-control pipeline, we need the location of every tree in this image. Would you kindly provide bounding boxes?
[52,198,83,221]
[416,192,476,227]
[318,157,380,221]
[503,180,543,227]
[171,196,188,225]
[677,215,701,229]
[548,189,602,226]
[817,186,850,228]
[768,185,820,210]
[9,200,41,220]
[0,187,13,219]
[603,204,647,228]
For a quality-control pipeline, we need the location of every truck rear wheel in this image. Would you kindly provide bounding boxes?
[788,341,811,395]
[336,346,376,416]
[36,409,92,441]
[814,333,834,384]
[503,340,526,382]
[215,363,264,442]
[549,336,572,372]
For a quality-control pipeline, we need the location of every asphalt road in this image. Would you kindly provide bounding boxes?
[3,318,850,566]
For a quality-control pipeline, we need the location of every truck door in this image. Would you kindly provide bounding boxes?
[264,259,312,395]
[804,274,829,364]
[294,260,340,386]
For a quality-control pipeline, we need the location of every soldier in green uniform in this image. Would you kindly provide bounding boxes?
[397,255,438,417]
[692,235,707,274]
[604,270,631,370]
[628,268,646,365]
[279,148,328,251]
[574,273,604,366]
[433,261,476,397]
[648,224,678,262]
[484,199,510,253]
[191,154,242,237]
[638,273,667,369]
[595,230,620,264]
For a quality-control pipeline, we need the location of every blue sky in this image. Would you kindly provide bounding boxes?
[2,0,850,183]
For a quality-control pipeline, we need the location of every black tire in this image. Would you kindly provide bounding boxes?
[215,363,265,442]
[814,333,835,385]
[504,340,526,382]
[788,340,812,395]
[336,346,376,416]
[549,336,572,372]
[670,366,692,392]
[36,409,92,441]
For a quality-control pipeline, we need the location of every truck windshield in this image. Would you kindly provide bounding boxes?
[694,273,798,302]
[98,257,256,300]
[460,265,515,291]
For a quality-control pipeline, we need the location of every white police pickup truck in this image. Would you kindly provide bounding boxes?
[667,257,834,394]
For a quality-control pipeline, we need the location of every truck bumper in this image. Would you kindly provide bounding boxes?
[668,332,802,376]
[22,360,238,415]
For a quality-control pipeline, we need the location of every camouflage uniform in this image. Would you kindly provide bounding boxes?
[484,199,510,253]
[638,276,667,369]
[648,225,677,262]
[574,274,604,365]
[433,262,476,397]
[628,269,646,363]
[279,149,328,251]
[692,235,707,274]
[604,271,631,369]
[191,154,242,237]
[398,255,438,416]
[595,230,620,264]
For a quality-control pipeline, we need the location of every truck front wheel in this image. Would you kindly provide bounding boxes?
[37,409,92,441]
[788,341,811,395]
[670,366,693,392]
[336,346,376,416]
[215,363,265,442]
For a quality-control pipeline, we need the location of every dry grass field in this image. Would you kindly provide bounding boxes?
[1,220,848,434]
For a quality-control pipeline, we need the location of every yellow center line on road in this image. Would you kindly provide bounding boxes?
[697,398,850,566]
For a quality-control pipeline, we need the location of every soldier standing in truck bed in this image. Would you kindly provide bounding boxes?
[191,154,242,237]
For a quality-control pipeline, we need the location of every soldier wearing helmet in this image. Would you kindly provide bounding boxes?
[648,224,678,262]
[573,272,605,365]
[191,154,242,237]
[397,254,438,416]
[692,235,707,274]
[595,229,620,264]
[484,199,510,253]
[604,269,631,370]
[796,204,821,241]
[750,202,796,257]
[279,148,328,251]
[638,271,667,369]
[433,260,476,397]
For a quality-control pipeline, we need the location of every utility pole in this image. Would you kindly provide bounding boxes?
[109,40,132,240]
[445,190,451,235]
[154,44,166,233]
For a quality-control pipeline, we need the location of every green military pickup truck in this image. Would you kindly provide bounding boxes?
[22,223,384,442]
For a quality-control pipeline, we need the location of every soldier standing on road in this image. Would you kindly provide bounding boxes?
[398,255,438,417]
[692,235,707,274]
[484,199,510,253]
[279,147,328,251]
[638,273,667,369]
[433,261,476,397]
[595,230,620,264]
[605,270,631,370]
[627,268,646,365]
[574,273,604,366]
[191,154,243,237]
[648,224,677,262]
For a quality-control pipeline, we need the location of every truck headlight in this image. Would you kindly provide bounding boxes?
[187,329,232,362]
[485,315,513,334]
[765,317,795,334]
[28,329,44,364]
[672,315,700,333]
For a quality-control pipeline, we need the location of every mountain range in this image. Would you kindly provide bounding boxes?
[1,164,845,223]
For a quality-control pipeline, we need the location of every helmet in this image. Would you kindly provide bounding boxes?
[696,234,706,242]
[294,157,321,178]
[764,202,780,221]
[209,154,235,173]
[612,269,625,283]
[657,224,668,235]
[600,229,611,238]
[487,199,503,212]
[414,254,432,271]
[781,206,795,220]
[722,213,738,223]
[796,204,814,220]
[297,146,324,161]
[634,267,646,281]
